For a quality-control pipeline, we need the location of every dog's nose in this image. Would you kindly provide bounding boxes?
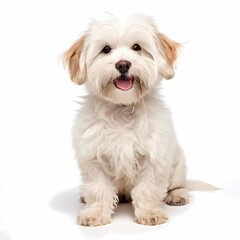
[115,60,131,74]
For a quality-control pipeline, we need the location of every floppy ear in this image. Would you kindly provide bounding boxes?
[63,35,86,85]
[156,33,180,80]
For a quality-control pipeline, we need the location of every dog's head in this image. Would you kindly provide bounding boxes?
[63,14,180,105]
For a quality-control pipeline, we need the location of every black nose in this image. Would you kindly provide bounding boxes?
[115,60,131,74]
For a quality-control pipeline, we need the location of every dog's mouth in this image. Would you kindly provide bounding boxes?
[113,75,134,91]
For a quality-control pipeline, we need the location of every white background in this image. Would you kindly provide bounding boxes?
[0,0,240,239]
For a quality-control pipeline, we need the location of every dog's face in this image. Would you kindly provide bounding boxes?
[64,14,179,105]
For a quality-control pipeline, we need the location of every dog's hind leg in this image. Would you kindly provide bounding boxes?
[165,146,189,206]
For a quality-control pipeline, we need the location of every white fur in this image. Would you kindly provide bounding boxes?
[64,14,189,226]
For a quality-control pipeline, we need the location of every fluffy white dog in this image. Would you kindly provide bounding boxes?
[64,14,190,226]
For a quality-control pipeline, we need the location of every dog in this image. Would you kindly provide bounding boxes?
[63,14,191,226]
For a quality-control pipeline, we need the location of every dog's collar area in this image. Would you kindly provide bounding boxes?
[130,103,135,116]
[121,103,135,116]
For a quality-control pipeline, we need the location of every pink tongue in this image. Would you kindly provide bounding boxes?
[115,77,133,91]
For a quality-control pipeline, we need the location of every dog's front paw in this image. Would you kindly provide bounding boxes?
[77,209,111,227]
[135,210,168,226]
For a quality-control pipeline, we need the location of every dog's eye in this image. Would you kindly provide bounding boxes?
[102,46,111,54]
[132,44,141,51]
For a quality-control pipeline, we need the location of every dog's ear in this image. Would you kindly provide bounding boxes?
[63,35,86,85]
[156,33,180,80]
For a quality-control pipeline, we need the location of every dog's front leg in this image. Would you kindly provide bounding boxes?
[77,164,118,227]
[131,163,169,226]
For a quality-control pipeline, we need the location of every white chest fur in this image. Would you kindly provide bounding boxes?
[72,96,176,184]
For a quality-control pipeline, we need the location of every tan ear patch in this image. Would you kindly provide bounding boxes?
[157,33,180,80]
[158,33,180,65]
[63,35,86,85]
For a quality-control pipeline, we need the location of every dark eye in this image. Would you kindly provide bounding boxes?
[132,44,141,51]
[102,46,111,54]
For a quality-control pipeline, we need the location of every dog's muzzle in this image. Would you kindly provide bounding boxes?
[115,60,131,74]
[114,60,133,91]
[114,75,134,91]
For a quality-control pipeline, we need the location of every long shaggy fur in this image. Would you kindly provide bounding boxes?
[64,14,190,226]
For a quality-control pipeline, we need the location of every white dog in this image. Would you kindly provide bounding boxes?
[64,14,190,226]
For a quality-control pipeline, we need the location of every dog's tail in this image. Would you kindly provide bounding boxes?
[186,180,222,191]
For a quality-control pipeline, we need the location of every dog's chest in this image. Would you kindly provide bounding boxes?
[97,111,149,180]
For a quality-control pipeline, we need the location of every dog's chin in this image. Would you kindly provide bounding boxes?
[101,76,147,105]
